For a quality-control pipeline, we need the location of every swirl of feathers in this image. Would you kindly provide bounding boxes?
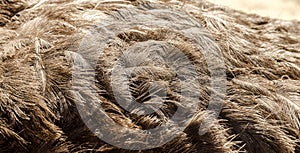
[0,0,299,152]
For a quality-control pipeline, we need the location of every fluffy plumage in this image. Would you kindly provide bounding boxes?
[0,0,299,152]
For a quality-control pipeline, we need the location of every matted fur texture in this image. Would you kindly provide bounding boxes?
[0,0,299,152]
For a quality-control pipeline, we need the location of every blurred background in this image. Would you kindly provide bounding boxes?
[207,0,300,20]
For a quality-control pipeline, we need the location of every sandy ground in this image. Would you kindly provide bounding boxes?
[207,0,300,20]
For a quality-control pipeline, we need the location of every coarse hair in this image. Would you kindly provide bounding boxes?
[0,0,299,152]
